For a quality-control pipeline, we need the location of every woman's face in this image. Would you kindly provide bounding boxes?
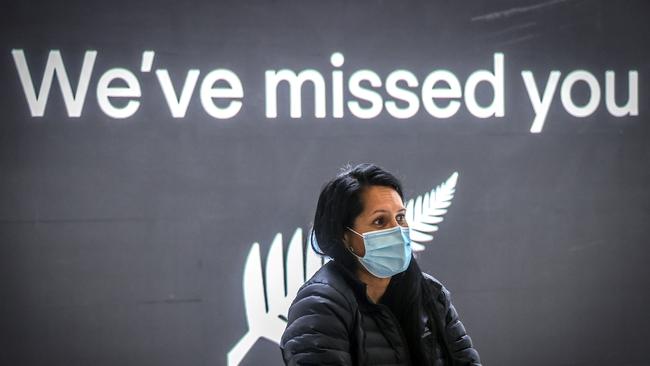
[343,185,408,257]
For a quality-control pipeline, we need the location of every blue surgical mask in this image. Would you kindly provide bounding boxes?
[346,225,412,278]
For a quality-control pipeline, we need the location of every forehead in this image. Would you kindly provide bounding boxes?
[359,185,403,213]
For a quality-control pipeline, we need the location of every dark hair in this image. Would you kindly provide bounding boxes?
[310,162,404,268]
[311,163,432,365]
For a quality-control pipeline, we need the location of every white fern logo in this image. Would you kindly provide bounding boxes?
[407,171,458,252]
[226,228,324,366]
[227,172,459,365]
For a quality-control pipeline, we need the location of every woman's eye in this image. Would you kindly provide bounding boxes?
[373,218,384,225]
[397,214,406,223]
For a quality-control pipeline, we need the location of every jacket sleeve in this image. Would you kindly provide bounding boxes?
[280,281,354,365]
[439,285,482,366]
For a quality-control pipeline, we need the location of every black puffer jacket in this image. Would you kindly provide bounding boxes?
[280,260,481,366]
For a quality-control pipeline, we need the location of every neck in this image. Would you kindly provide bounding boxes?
[355,266,391,303]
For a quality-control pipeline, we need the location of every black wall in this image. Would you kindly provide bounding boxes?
[1,1,649,365]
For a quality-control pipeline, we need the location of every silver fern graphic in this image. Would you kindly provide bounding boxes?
[227,172,458,365]
[407,172,459,251]
[227,228,324,366]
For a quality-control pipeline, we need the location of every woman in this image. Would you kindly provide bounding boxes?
[280,163,481,366]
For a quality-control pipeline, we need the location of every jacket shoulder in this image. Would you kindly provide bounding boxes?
[421,272,450,304]
[421,272,482,365]
[285,261,358,331]
[300,260,357,304]
[281,261,358,364]
[305,260,351,288]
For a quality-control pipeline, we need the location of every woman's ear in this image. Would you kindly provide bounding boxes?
[342,231,350,245]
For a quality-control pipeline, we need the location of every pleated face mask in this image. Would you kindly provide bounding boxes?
[346,225,412,278]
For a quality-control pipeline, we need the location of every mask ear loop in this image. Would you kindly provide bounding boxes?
[346,226,363,237]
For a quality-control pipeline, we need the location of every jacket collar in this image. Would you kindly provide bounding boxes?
[327,259,419,309]
[326,260,382,307]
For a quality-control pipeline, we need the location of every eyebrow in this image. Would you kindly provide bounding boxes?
[370,208,406,215]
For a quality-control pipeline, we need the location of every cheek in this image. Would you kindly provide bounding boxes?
[351,235,366,257]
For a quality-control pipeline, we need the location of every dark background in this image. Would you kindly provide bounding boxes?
[1,0,649,365]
